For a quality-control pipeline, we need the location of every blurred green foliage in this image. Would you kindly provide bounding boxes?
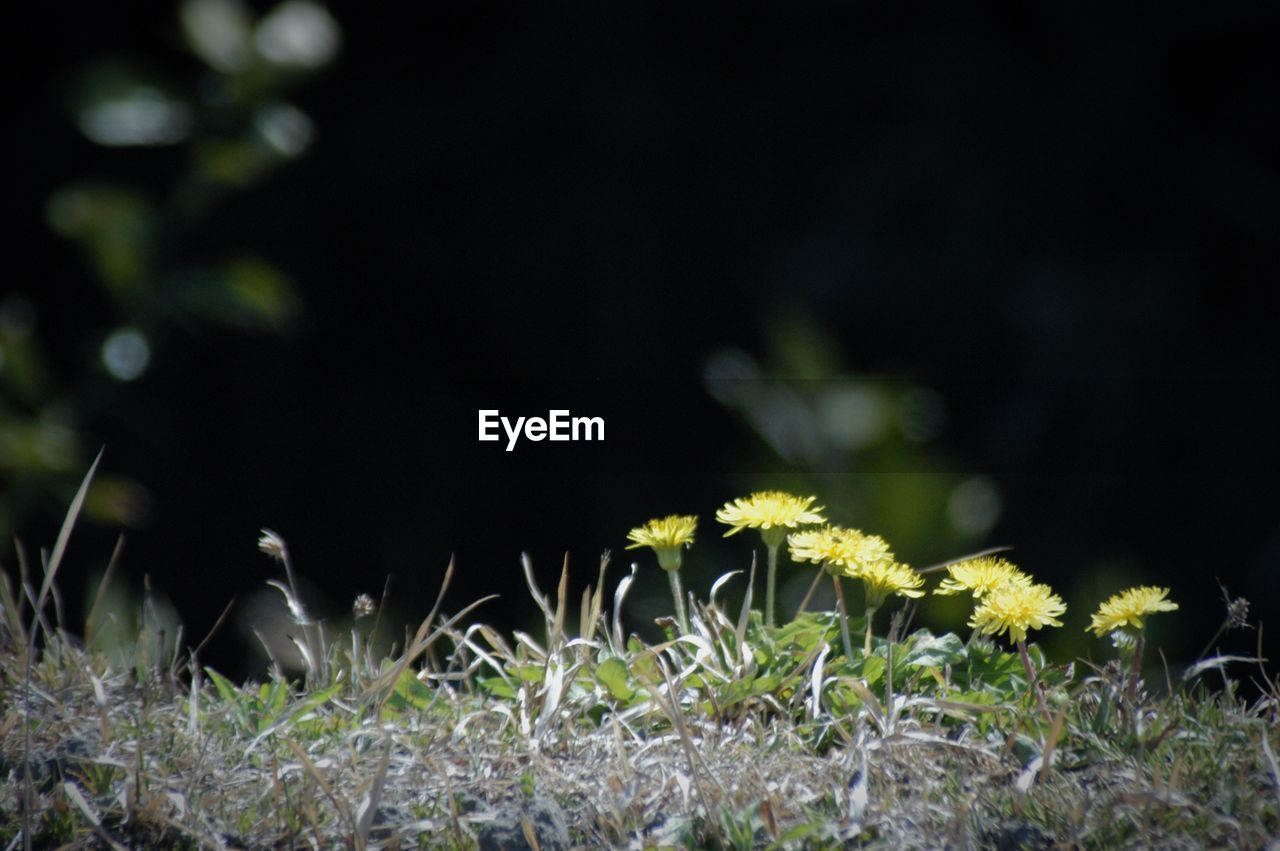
[703,313,1010,633]
[0,0,339,540]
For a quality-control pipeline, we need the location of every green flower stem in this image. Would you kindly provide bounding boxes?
[833,576,855,660]
[864,605,879,656]
[1017,639,1049,715]
[756,527,793,628]
[765,542,780,628]
[667,568,689,635]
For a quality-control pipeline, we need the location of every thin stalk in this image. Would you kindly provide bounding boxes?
[795,568,824,618]
[833,577,855,660]
[1017,639,1048,715]
[864,604,879,656]
[667,569,689,635]
[765,543,780,628]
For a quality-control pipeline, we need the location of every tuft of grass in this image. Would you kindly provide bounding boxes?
[3,485,1278,847]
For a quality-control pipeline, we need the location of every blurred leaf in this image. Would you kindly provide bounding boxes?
[253,101,313,158]
[254,1,342,70]
[0,416,81,474]
[69,62,192,147]
[84,475,151,528]
[192,138,276,187]
[384,668,434,713]
[181,0,254,73]
[594,657,634,701]
[46,184,153,302]
[165,257,299,333]
[478,677,516,700]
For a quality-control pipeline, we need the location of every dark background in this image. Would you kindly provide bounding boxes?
[6,2,1278,678]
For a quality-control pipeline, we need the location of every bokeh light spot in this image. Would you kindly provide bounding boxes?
[254,102,313,157]
[819,385,888,449]
[254,1,341,69]
[76,87,192,146]
[947,476,1003,536]
[101,328,151,381]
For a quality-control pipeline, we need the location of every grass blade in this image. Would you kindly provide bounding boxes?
[36,448,102,617]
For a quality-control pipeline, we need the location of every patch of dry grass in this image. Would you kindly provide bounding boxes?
[3,468,1278,848]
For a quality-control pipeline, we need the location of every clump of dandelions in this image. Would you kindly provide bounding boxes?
[1087,585,1178,703]
[969,579,1066,713]
[718,491,824,627]
[789,525,858,657]
[841,534,924,655]
[789,526,923,657]
[626,514,697,634]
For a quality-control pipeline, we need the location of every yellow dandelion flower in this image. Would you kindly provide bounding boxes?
[1087,586,1178,637]
[838,530,895,575]
[935,557,1032,598]
[788,526,850,574]
[846,559,925,608]
[718,490,824,627]
[716,491,825,544]
[626,514,697,571]
[626,514,697,634]
[969,581,1066,644]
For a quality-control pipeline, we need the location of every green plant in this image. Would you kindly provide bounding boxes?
[4,471,1276,848]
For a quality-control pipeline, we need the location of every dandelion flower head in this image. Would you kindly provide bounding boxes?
[716,491,825,546]
[935,556,1032,598]
[788,526,849,572]
[969,581,1066,644]
[839,530,894,575]
[1087,585,1178,637]
[845,558,925,607]
[626,514,697,571]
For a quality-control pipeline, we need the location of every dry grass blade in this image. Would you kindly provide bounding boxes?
[282,737,358,848]
[62,781,129,851]
[522,552,554,623]
[36,449,102,617]
[84,533,125,649]
[611,563,638,652]
[735,552,756,651]
[355,738,393,846]
[550,554,569,649]
[365,591,498,707]
[1038,705,1069,784]
[916,544,1015,575]
[589,551,610,638]
[0,566,27,647]
[1261,732,1280,813]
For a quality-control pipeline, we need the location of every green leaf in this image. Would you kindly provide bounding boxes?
[904,631,966,669]
[751,673,782,696]
[205,667,242,707]
[512,664,545,684]
[719,677,755,707]
[478,677,515,700]
[859,655,886,688]
[594,658,635,701]
[384,668,434,713]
